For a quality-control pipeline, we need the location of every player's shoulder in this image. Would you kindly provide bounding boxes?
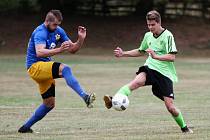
[56,26,65,33]
[143,32,153,39]
[163,29,174,37]
[33,24,47,36]
[35,24,46,32]
[145,31,153,36]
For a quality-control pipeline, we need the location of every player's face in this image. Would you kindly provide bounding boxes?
[47,19,61,32]
[147,20,160,34]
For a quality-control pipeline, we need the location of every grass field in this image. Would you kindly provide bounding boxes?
[0,54,210,140]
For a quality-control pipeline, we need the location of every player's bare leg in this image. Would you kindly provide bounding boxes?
[164,97,193,133]
[18,97,55,133]
[43,97,55,108]
[104,72,146,109]
[128,72,146,90]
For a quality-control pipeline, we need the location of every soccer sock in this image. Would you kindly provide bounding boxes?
[173,112,187,128]
[62,66,87,99]
[117,85,131,96]
[24,104,53,128]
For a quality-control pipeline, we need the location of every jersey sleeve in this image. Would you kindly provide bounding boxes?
[138,33,149,52]
[34,31,47,46]
[59,27,70,43]
[166,35,177,54]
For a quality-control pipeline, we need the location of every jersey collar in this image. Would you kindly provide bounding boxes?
[153,28,166,39]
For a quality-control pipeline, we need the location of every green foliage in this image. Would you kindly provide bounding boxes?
[0,0,19,12]
[0,0,38,14]
[154,0,169,5]
[0,0,209,18]
[18,0,38,13]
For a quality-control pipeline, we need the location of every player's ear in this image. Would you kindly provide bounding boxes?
[46,21,50,26]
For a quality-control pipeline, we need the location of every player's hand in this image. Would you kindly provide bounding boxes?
[78,26,86,40]
[145,48,157,59]
[114,47,124,57]
[60,41,70,52]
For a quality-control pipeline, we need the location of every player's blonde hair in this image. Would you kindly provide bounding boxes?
[45,10,63,23]
[146,10,161,23]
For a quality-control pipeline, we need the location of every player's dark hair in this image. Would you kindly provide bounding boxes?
[146,10,161,23]
[45,9,63,23]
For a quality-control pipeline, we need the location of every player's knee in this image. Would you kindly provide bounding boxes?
[50,102,55,108]
[44,98,55,108]
[62,65,73,75]
[166,105,176,114]
[130,80,144,89]
[62,66,79,86]
[59,64,64,74]
[59,64,70,76]
[136,80,144,87]
[46,102,55,108]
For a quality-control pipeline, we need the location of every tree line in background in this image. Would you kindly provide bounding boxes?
[0,0,210,19]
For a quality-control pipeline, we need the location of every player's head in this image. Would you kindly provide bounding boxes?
[45,10,63,32]
[146,10,161,34]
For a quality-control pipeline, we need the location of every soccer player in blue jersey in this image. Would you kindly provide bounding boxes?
[18,10,96,133]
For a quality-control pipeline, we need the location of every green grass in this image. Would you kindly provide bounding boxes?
[0,54,210,140]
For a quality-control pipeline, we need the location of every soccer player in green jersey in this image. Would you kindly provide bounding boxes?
[104,10,193,133]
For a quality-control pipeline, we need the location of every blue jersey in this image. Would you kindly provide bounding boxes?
[26,23,70,69]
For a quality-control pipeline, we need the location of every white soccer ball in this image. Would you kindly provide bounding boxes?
[112,94,129,111]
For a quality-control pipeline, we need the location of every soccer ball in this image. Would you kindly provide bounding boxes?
[112,94,129,111]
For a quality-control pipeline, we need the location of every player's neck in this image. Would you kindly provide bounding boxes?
[43,22,55,33]
[154,27,165,37]
[44,22,47,26]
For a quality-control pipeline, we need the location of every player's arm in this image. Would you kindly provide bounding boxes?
[65,26,86,54]
[36,43,69,57]
[146,34,177,62]
[146,48,176,62]
[114,47,144,57]
[34,30,70,57]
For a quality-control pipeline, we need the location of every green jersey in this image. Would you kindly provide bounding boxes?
[139,29,178,83]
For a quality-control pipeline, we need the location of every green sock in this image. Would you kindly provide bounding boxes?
[117,85,131,96]
[173,112,187,128]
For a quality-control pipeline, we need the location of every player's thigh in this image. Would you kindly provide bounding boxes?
[39,79,55,96]
[152,71,174,100]
[163,96,179,116]
[58,63,66,77]
[129,72,147,90]
[135,72,147,84]
[29,61,62,80]
[52,62,62,79]
[28,61,54,81]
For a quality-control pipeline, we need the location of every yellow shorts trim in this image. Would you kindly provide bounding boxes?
[28,61,55,94]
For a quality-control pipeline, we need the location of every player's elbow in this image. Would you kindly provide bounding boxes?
[36,53,42,57]
[171,55,176,61]
[68,46,80,54]
[168,54,176,62]
[36,51,45,58]
[35,45,47,57]
[68,49,78,54]
[36,54,41,58]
